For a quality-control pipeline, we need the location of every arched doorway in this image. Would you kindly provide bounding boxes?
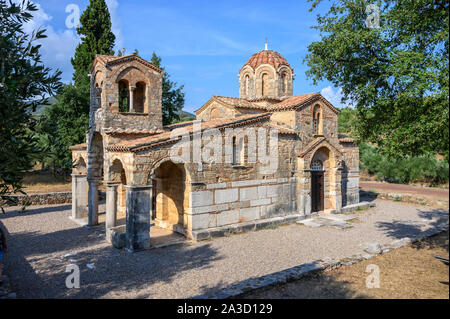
[311,159,324,212]
[152,160,189,234]
[310,147,333,212]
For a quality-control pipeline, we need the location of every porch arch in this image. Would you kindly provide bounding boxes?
[148,157,191,235]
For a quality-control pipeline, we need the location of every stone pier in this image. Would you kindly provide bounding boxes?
[71,174,88,219]
[105,182,119,230]
[125,185,152,252]
[87,178,101,226]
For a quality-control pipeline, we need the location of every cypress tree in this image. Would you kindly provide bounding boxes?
[37,0,116,174]
[71,0,116,91]
[151,52,186,125]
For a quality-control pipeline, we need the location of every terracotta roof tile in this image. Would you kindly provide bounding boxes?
[214,96,267,110]
[93,54,163,73]
[241,50,293,72]
[108,113,271,152]
[338,134,355,143]
[268,93,320,111]
[69,143,87,150]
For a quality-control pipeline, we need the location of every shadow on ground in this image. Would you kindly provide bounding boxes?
[359,189,378,203]
[1,204,72,219]
[1,213,222,298]
[376,209,449,251]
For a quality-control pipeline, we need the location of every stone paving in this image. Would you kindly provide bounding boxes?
[297,213,357,229]
[0,198,448,299]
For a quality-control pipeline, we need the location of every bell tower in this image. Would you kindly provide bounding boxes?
[89,53,164,134]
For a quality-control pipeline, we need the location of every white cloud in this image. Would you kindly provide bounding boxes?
[320,86,354,109]
[16,1,124,83]
[106,0,124,51]
[18,2,78,82]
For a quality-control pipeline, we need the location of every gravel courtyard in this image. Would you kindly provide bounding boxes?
[1,199,448,299]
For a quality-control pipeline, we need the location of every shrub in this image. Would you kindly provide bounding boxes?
[360,143,449,185]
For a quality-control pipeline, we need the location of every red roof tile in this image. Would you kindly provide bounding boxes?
[108,113,271,152]
[268,93,320,111]
[241,50,293,72]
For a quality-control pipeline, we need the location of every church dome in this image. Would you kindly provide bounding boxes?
[241,50,293,72]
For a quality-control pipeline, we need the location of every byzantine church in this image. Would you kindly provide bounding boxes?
[70,45,360,251]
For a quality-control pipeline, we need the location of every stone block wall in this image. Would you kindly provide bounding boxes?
[185,177,297,236]
[0,192,72,207]
[295,100,339,146]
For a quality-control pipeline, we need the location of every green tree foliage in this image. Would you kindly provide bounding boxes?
[360,143,449,185]
[150,52,186,125]
[337,107,358,136]
[38,0,116,174]
[0,0,61,208]
[71,0,115,91]
[305,0,449,159]
[36,85,89,174]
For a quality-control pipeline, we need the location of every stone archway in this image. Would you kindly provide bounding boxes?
[310,159,324,212]
[310,146,338,212]
[74,157,87,175]
[151,159,190,235]
[297,139,343,215]
[109,158,127,218]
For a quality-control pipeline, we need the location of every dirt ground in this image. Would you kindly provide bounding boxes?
[22,171,71,193]
[242,232,449,299]
[360,181,449,200]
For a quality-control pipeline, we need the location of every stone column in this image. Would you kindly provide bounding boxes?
[88,178,101,226]
[330,168,343,211]
[105,182,119,230]
[125,185,152,252]
[296,170,311,216]
[129,86,136,112]
[72,174,88,219]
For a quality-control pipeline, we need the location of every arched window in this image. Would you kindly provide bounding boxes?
[281,72,287,94]
[232,136,244,165]
[281,72,288,94]
[95,83,102,108]
[134,81,146,113]
[244,75,250,96]
[118,79,130,112]
[261,73,268,96]
[312,105,323,135]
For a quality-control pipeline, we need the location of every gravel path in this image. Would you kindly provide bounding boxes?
[0,199,448,299]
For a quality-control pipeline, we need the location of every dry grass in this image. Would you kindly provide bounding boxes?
[4,171,73,194]
[21,172,71,193]
[243,232,449,299]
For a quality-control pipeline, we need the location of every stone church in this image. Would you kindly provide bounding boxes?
[70,48,360,251]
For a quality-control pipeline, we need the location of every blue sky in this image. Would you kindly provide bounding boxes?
[27,0,349,112]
